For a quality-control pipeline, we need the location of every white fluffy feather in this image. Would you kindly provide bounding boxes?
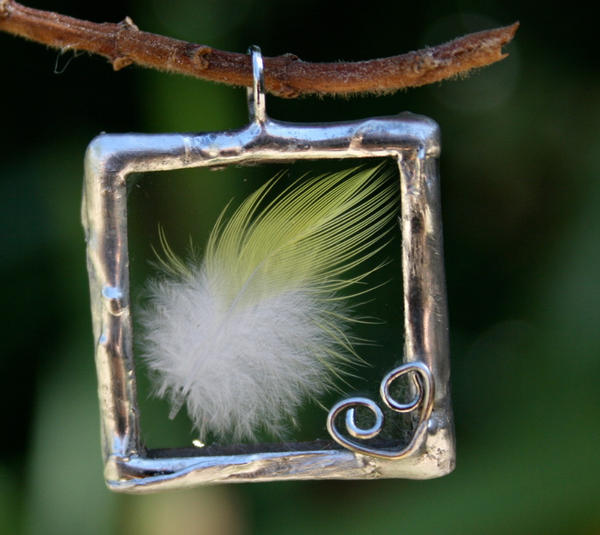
[139,166,397,442]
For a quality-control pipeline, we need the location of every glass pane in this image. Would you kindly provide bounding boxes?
[128,159,411,453]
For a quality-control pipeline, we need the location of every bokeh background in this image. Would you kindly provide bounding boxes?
[1,0,599,533]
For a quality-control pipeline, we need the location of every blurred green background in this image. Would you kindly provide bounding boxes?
[1,0,599,533]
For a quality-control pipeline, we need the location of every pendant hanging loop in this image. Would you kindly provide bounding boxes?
[247,45,267,124]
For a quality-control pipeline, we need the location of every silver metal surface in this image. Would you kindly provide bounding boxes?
[247,46,266,124]
[82,47,455,492]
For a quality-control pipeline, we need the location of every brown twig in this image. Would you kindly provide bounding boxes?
[0,1,518,98]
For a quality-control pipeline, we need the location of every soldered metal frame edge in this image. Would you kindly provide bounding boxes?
[82,61,455,492]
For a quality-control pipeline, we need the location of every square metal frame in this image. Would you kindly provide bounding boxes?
[83,86,455,491]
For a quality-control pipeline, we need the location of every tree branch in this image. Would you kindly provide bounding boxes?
[0,0,518,98]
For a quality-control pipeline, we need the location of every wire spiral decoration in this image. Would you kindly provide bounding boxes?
[326,361,434,459]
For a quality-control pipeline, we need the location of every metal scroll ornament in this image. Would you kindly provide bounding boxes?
[327,362,434,459]
[82,46,455,491]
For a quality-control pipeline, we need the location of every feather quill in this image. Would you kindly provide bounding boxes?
[139,165,398,441]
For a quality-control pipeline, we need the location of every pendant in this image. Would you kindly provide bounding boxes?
[82,46,455,492]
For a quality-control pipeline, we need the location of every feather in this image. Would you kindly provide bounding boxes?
[139,165,398,442]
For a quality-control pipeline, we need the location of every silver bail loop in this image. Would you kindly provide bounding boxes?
[247,45,267,124]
